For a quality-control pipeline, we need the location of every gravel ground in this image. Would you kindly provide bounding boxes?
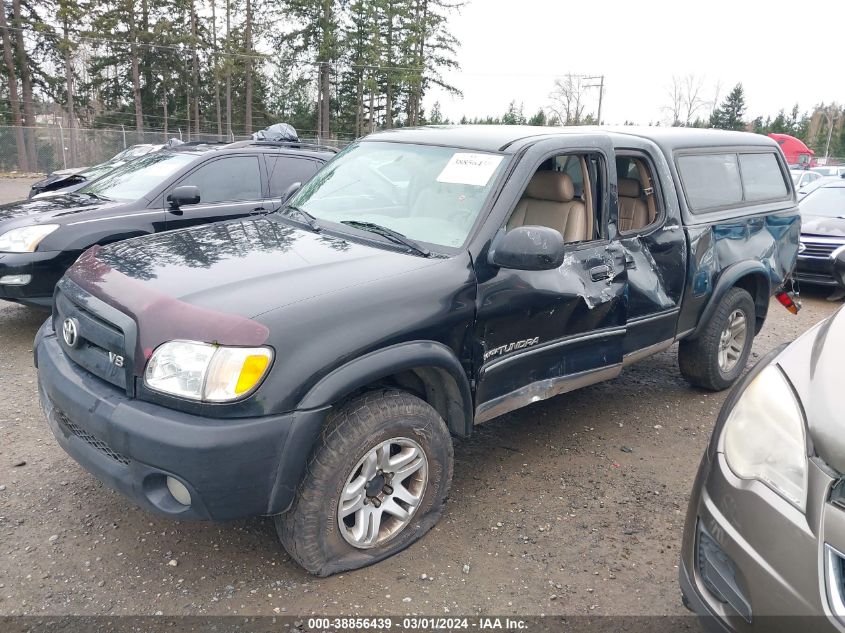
[0,176,841,619]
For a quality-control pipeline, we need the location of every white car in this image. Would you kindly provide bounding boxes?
[790,169,823,190]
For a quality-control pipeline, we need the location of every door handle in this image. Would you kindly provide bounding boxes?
[624,253,636,269]
[590,264,614,281]
[252,206,267,213]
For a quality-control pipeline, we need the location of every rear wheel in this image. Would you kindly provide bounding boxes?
[276,390,453,576]
[678,287,756,391]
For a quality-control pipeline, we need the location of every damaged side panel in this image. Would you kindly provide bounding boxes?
[473,243,627,420]
[677,210,800,336]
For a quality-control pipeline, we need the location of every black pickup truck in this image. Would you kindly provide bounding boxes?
[34,126,799,576]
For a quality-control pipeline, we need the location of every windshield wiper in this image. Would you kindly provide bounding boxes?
[340,220,430,257]
[282,204,321,232]
[82,191,112,202]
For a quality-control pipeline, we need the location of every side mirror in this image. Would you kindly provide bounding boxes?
[281,181,302,203]
[489,226,566,271]
[167,185,201,208]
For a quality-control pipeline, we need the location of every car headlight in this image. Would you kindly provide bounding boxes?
[144,340,273,402]
[0,224,59,252]
[723,364,808,511]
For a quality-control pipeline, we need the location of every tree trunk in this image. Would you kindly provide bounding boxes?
[0,0,27,171]
[62,14,77,166]
[225,0,231,139]
[318,0,331,141]
[383,2,394,129]
[12,0,35,168]
[211,0,222,140]
[162,81,168,139]
[191,0,200,137]
[127,0,144,140]
[244,0,252,135]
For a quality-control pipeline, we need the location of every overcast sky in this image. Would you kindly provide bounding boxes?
[423,0,844,125]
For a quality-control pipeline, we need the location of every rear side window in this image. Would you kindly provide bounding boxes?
[267,156,321,198]
[738,153,788,201]
[677,153,743,211]
[178,155,262,203]
[678,150,789,212]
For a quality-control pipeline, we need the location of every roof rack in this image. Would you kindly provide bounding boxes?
[169,140,231,151]
[223,140,340,153]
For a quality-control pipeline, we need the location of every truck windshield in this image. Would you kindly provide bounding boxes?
[799,187,845,218]
[287,141,507,248]
[79,152,197,202]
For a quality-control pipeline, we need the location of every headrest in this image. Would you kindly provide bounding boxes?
[618,178,642,198]
[526,171,575,202]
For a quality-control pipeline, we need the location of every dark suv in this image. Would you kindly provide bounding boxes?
[35,126,800,576]
[0,140,335,307]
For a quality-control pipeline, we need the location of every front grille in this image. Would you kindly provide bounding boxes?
[54,408,130,466]
[801,240,843,259]
[53,281,133,393]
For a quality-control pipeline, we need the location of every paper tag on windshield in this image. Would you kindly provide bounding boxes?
[436,153,503,187]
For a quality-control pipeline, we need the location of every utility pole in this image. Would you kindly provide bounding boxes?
[584,75,605,125]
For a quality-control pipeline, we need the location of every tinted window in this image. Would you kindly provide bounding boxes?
[739,153,788,201]
[677,153,743,211]
[178,156,261,203]
[267,156,321,198]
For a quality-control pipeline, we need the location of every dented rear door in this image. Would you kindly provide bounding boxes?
[473,135,627,424]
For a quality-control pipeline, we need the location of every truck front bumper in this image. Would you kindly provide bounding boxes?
[36,325,327,521]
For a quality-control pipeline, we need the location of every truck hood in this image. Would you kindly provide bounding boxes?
[801,214,845,239]
[776,306,845,473]
[65,216,446,357]
[0,192,130,226]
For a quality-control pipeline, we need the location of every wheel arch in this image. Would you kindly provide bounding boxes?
[297,341,474,438]
[688,261,771,339]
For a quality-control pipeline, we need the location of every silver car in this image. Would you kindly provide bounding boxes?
[681,306,845,631]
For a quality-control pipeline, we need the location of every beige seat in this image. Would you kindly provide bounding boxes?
[506,172,588,242]
[617,178,649,232]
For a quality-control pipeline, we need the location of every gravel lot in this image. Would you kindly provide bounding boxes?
[0,176,840,619]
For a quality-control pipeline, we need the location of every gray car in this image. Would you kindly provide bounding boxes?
[680,305,845,631]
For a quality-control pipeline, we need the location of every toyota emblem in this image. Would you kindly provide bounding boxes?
[62,317,80,348]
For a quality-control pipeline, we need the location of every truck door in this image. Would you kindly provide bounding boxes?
[473,138,627,424]
[613,144,686,357]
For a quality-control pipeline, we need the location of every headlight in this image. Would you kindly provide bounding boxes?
[144,340,273,402]
[0,224,59,252]
[723,364,808,511]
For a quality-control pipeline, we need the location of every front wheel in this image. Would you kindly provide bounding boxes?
[678,287,756,391]
[276,390,454,576]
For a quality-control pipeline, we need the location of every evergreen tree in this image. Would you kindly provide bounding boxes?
[709,83,747,131]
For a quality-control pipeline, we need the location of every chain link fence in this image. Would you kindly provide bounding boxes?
[0,124,354,175]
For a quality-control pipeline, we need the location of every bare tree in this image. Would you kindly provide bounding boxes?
[663,75,683,126]
[682,74,706,125]
[549,74,589,125]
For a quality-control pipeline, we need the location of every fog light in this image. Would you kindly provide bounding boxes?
[166,476,192,506]
[0,274,31,285]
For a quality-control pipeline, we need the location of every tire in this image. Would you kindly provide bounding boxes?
[275,389,454,576]
[678,287,756,391]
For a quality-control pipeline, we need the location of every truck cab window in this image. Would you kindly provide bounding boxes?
[615,155,660,232]
[507,153,601,244]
